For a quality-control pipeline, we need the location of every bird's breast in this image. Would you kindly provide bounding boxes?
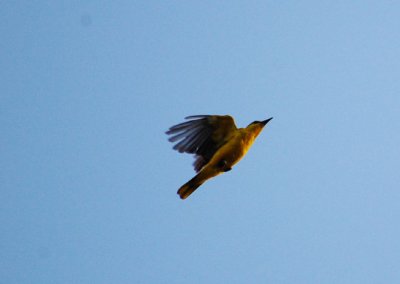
[217,133,255,166]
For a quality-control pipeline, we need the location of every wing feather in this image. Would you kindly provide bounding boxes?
[166,115,237,172]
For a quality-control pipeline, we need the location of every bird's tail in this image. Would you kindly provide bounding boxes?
[177,174,204,200]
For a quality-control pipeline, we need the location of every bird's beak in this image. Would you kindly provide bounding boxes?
[261,117,273,126]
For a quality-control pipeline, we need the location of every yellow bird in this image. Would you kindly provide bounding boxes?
[166,115,273,199]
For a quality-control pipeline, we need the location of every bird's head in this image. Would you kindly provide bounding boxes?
[246,117,273,136]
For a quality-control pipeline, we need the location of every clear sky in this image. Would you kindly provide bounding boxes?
[2,1,400,283]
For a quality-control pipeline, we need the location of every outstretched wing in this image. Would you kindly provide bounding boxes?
[166,115,237,172]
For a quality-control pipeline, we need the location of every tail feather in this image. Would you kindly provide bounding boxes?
[177,176,203,200]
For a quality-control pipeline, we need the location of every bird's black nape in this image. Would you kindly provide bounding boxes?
[261,117,273,126]
[248,117,273,127]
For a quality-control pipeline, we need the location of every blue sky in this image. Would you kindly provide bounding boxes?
[2,1,400,283]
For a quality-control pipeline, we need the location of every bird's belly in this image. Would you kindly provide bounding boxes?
[221,138,252,167]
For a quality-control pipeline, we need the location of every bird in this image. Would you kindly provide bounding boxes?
[166,115,273,200]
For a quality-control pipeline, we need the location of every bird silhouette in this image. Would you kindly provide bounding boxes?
[166,115,273,199]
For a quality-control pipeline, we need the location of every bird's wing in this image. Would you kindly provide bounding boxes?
[166,115,238,172]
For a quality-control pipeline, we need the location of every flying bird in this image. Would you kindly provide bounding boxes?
[166,115,273,200]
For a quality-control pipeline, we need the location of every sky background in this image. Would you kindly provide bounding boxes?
[1,1,400,283]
